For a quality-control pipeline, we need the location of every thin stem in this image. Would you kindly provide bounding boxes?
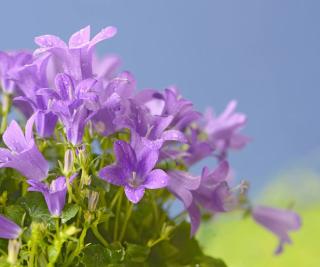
[119,201,133,242]
[91,225,108,247]
[0,93,11,134]
[65,224,88,266]
[113,189,123,241]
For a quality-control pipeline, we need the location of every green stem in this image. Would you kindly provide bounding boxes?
[91,225,109,247]
[65,224,88,266]
[0,93,11,134]
[113,189,123,241]
[119,201,133,242]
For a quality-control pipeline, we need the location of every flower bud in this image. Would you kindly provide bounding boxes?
[7,239,21,265]
[88,191,99,211]
[63,149,74,176]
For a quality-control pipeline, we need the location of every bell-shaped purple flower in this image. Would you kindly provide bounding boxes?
[167,161,232,235]
[27,175,76,217]
[0,215,22,239]
[0,117,48,181]
[34,25,117,81]
[99,140,168,204]
[143,87,200,131]
[0,51,33,94]
[252,206,301,254]
[204,101,249,159]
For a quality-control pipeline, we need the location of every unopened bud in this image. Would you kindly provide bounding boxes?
[88,191,99,211]
[7,239,21,265]
[63,149,74,176]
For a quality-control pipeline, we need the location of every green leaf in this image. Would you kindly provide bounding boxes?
[4,204,25,225]
[81,244,110,267]
[193,255,227,267]
[106,242,125,263]
[124,243,150,263]
[61,204,79,223]
[17,192,54,228]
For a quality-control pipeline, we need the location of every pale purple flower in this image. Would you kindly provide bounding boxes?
[41,73,102,144]
[34,25,117,81]
[0,51,33,94]
[0,215,22,239]
[252,206,301,254]
[204,101,249,159]
[168,161,231,235]
[183,127,214,166]
[143,87,200,131]
[0,117,48,181]
[167,170,201,235]
[99,140,168,203]
[11,55,58,137]
[27,175,76,217]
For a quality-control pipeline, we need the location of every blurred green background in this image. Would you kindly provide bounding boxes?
[198,168,320,267]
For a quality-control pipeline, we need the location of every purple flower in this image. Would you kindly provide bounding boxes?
[252,206,301,254]
[0,117,48,181]
[143,87,200,131]
[27,175,76,217]
[183,127,214,166]
[0,51,33,94]
[0,215,22,239]
[204,101,249,159]
[34,25,117,81]
[42,73,102,144]
[167,170,201,235]
[99,140,168,203]
[11,55,58,137]
[167,161,231,235]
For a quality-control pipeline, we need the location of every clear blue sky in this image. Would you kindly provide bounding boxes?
[1,0,320,194]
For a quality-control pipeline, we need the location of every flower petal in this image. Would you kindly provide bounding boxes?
[144,169,168,189]
[69,25,91,48]
[99,165,126,186]
[124,185,145,204]
[114,140,137,171]
[3,121,28,153]
[89,26,117,50]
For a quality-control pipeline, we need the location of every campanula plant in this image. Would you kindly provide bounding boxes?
[0,26,301,266]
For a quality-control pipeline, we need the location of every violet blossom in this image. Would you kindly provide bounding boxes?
[0,215,22,240]
[99,140,168,203]
[252,206,301,254]
[204,100,249,159]
[0,118,48,181]
[0,51,33,94]
[27,175,76,217]
[34,25,117,81]
[168,161,232,235]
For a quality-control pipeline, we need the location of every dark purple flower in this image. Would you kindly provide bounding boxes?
[27,175,76,217]
[252,206,301,254]
[204,101,249,159]
[0,117,48,180]
[0,215,22,239]
[99,140,168,203]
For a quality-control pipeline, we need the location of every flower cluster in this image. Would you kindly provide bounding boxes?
[0,26,301,266]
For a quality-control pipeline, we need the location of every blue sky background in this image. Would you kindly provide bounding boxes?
[1,0,320,195]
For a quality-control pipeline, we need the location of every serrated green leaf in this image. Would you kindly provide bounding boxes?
[17,192,54,228]
[81,244,110,267]
[4,204,25,225]
[61,204,79,223]
[124,243,150,263]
